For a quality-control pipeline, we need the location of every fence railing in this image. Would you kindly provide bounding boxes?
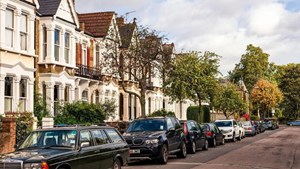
[75,64,102,80]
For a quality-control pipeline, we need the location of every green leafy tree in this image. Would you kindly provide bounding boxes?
[212,82,246,119]
[229,44,269,92]
[34,94,50,126]
[163,51,220,121]
[277,64,300,119]
[251,79,283,119]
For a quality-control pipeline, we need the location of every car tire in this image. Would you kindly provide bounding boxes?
[113,158,121,169]
[188,141,196,154]
[177,142,187,158]
[202,139,209,150]
[220,137,225,145]
[158,144,169,164]
[237,132,242,141]
[212,137,217,147]
[232,133,236,142]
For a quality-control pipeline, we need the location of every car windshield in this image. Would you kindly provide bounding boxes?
[242,121,252,126]
[215,121,232,127]
[127,119,166,132]
[19,130,77,150]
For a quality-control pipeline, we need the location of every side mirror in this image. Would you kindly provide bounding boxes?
[169,127,175,132]
[80,142,90,148]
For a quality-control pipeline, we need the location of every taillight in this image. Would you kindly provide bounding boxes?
[183,122,188,135]
[206,131,213,137]
[41,162,49,169]
[247,127,252,130]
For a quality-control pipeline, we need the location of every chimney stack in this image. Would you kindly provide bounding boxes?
[116,17,125,26]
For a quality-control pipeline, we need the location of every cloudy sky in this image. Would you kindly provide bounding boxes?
[75,0,300,75]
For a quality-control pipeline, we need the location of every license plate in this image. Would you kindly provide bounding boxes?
[130,149,140,154]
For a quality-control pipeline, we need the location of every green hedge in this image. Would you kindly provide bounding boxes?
[187,106,210,123]
[148,109,176,117]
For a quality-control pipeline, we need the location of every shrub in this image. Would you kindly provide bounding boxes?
[187,106,210,123]
[148,109,176,117]
[250,115,259,121]
[54,101,116,125]
[34,94,50,126]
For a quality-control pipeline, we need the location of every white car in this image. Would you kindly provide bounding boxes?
[214,119,241,142]
[237,121,245,139]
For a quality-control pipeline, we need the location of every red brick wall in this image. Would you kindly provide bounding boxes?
[0,117,16,154]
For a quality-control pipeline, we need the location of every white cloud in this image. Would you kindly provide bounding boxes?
[75,0,300,75]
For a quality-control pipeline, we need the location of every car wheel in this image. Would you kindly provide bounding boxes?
[158,144,169,164]
[232,133,236,142]
[177,142,187,158]
[188,141,196,154]
[113,158,121,169]
[220,137,225,145]
[237,132,242,141]
[212,137,217,147]
[202,139,209,150]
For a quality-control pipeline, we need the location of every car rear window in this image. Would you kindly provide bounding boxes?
[126,119,166,132]
[91,129,109,145]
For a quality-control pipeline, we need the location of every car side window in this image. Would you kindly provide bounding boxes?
[172,118,181,129]
[166,118,174,130]
[80,130,93,147]
[91,129,109,145]
[105,129,124,143]
[233,121,237,126]
[190,122,197,130]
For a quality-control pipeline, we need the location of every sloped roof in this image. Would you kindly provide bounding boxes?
[37,0,61,16]
[78,12,115,37]
[119,24,135,48]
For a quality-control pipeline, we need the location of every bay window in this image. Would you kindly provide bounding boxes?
[54,29,60,61]
[19,79,27,112]
[4,77,13,112]
[43,27,47,60]
[20,13,28,50]
[5,8,14,48]
[64,32,70,63]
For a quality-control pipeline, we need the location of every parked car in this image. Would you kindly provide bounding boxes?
[287,120,300,126]
[0,125,129,169]
[253,121,261,134]
[200,123,225,147]
[214,119,241,142]
[237,121,246,138]
[123,116,187,164]
[264,118,279,130]
[242,121,256,136]
[180,120,208,153]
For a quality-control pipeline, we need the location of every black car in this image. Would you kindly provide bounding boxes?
[0,125,129,169]
[201,123,225,147]
[123,116,187,164]
[180,120,208,154]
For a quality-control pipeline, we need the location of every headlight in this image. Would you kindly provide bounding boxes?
[24,162,49,169]
[145,139,159,144]
[222,129,232,133]
[24,163,42,169]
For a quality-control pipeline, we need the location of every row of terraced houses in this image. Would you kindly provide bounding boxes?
[0,0,195,121]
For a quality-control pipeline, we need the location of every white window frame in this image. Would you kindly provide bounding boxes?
[54,28,60,61]
[19,78,27,112]
[82,42,87,65]
[4,76,13,112]
[43,27,47,60]
[20,13,28,51]
[5,8,14,48]
[64,32,70,64]
[95,44,100,67]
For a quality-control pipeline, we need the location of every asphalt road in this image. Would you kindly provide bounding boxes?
[124,126,300,169]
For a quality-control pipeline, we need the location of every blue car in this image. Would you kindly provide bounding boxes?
[287,120,300,126]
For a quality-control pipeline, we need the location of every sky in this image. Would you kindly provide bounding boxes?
[75,0,300,75]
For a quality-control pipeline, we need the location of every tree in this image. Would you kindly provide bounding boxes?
[101,23,165,118]
[229,44,269,92]
[163,51,220,121]
[251,79,283,119]
[212,82,246,119]
[277,64,300,119]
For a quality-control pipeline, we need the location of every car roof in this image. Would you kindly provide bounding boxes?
[215,119,235,121]
[33,125,115,132]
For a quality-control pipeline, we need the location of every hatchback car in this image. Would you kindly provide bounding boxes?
[201,123,225,147]
[0,125,129,169]
[180,120,208,153]
[123,116,187,164]
[242,121,256,136]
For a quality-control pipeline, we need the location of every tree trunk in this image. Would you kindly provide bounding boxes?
[139,90,146,117]
[179,101,182,119]
[198,99,202,123]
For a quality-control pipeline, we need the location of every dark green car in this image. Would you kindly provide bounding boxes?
[0,125,129,169]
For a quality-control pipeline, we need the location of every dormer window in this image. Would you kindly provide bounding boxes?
[20,13,28,51]
[54,29,60,61]
[5,8,14,48]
